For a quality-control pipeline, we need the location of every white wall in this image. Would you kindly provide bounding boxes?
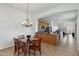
[0,4,33,49]
[31,17,38,37]
[77,9,79,51]
[65,22,75,33]
[58,21,75,33]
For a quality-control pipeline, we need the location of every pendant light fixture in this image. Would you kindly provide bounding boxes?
[22,3,32,27]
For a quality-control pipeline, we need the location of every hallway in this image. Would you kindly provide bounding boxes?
[59,34,77,51]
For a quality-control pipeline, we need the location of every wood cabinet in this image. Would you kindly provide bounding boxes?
[38,19,49,29]
[38,34,59,45]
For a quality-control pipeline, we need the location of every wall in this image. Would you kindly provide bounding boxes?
[77,9,79,51]
[31,17,38,37]
[0,4,33,49]
[64,22,75,33]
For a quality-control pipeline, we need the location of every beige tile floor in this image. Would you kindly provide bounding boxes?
[0,34,78,56]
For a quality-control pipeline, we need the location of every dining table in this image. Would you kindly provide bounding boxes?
[18,37,38,55]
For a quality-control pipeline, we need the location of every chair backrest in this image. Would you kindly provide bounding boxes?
[18,35,25,39]
[33,38,41,47]
[34,34,39,38]
[14,37,24,48]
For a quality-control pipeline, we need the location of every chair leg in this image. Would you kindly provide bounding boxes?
[23,47,27,56]
[34,50,36,56]
[39,48,41,55]
[18,48,20,56]
[29,47,30,56]
[14,47,17,55]
[14,50,16,55]
[40,50,41,55]
[17,48,19,56]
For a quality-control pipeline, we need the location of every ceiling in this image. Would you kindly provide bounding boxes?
[3,3,78,24]
[3,3,78,29]
[42,9,77,21]
[6,3,62,15]
[41,9,77,26]
[5,3,79,16]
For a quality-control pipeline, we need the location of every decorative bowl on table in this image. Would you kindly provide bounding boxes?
[27,35,31,41]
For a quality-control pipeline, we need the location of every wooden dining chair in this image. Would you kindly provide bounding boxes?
[29,38,41,56]
[14,38,27,56]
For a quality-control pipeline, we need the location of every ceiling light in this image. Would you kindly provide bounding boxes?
[22,3,32,27]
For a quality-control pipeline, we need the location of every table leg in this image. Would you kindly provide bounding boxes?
[24,43,27,56]
[29,46,30,55]
[28,42,30,56]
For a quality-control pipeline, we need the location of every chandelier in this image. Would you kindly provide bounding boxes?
[22,3,32,27]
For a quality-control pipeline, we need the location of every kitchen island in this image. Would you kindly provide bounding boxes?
[37,34,59,45]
